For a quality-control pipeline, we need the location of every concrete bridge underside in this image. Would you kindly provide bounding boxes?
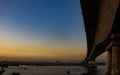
[80,0,120,75]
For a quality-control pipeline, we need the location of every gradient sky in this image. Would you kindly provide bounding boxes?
[0,0,105,62]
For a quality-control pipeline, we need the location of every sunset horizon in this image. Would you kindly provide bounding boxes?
[0,0,106,63]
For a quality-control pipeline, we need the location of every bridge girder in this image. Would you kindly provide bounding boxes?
[80,0,120,62]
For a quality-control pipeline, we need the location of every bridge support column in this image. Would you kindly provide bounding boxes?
[107,34,120,75]
[112,45,120,75]
[106,49,112,75]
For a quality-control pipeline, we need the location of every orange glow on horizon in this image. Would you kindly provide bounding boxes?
[0,41,86,62]
[0,25,87,62]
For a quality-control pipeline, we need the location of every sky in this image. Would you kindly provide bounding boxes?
[0,0,105,62]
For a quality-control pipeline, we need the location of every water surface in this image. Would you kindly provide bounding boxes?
[2,66,105,75]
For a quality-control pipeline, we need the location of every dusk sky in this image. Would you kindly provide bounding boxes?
[0,0,105,62]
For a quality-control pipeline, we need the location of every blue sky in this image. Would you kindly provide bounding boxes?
[0,0,84,38]
[0,0,87,62]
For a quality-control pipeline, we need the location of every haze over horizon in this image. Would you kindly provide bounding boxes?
[0,0,105,62]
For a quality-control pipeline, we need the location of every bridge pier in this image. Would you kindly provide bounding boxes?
[112,45,120,75]
[106,49,112,75]
[111,34,120,75]
[106,34,120,75]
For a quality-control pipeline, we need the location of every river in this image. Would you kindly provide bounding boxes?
[2,65,105,75]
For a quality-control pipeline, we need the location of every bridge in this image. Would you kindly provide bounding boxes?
[80,0,120,75]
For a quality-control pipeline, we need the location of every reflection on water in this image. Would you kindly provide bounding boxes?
[83,66,105,75]
[2,66,105,75]
[83,67,98,75]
